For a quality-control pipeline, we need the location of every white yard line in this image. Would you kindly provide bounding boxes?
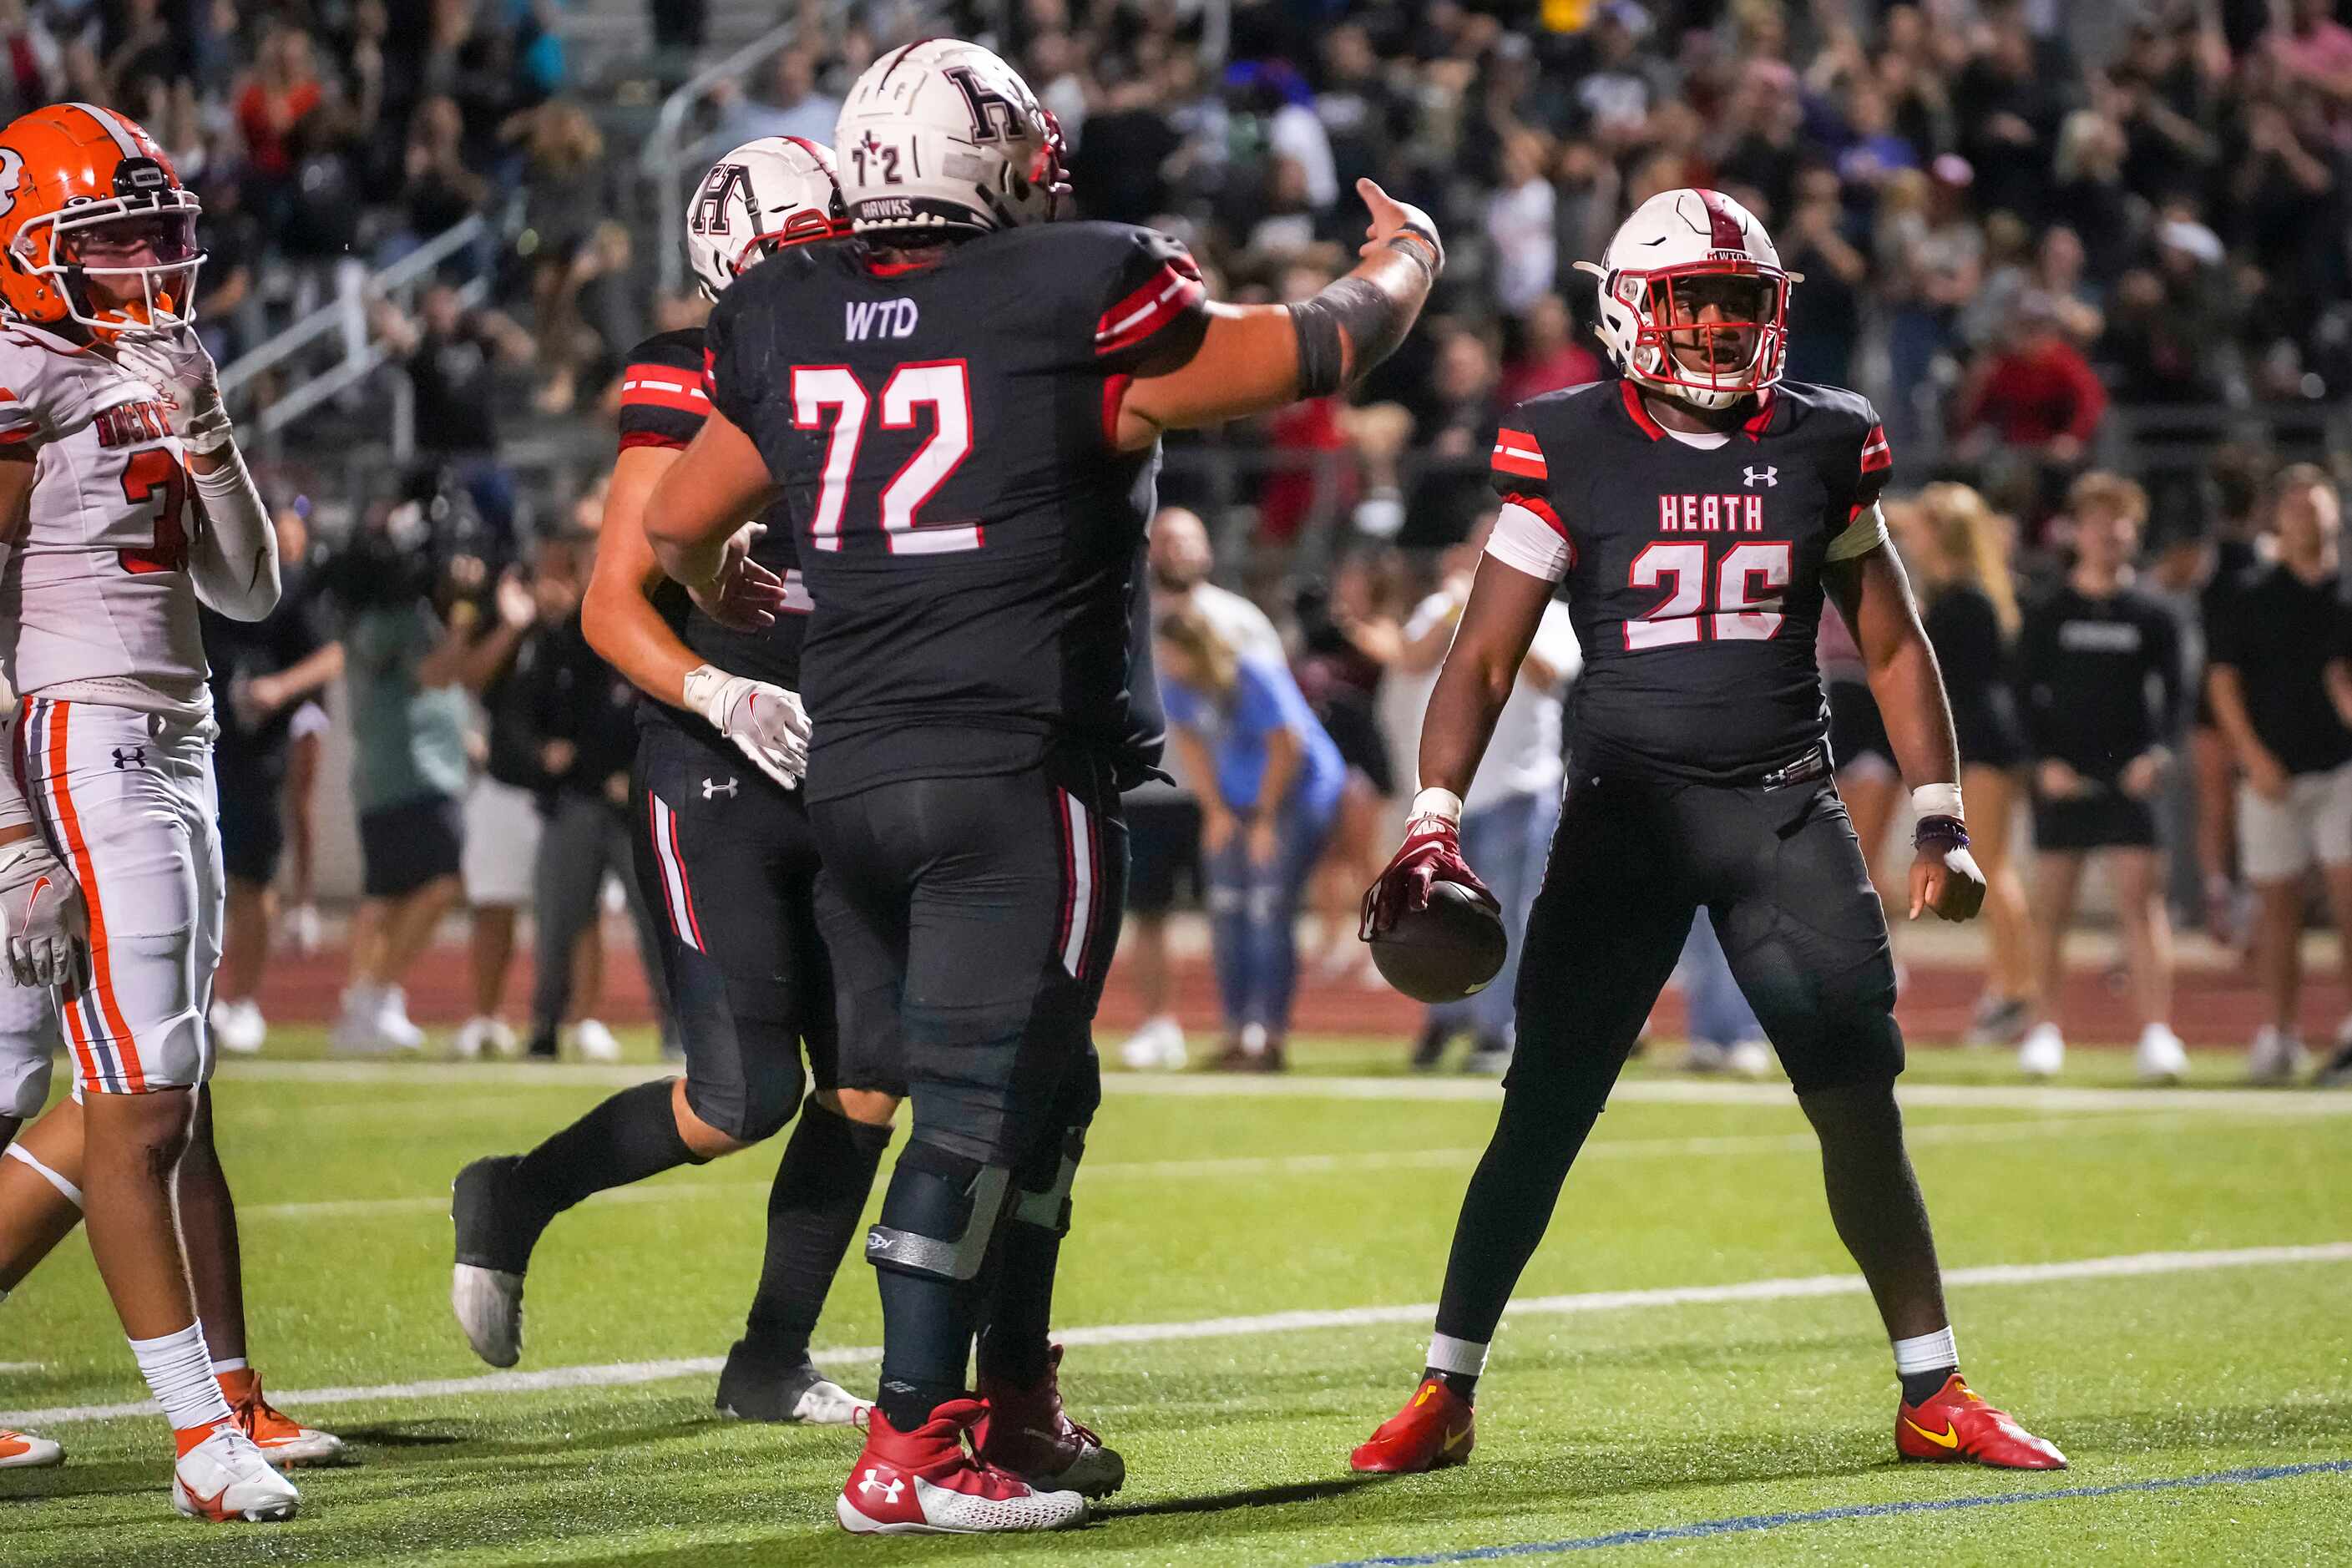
[8,1240,2347,1430]
[230,1112,2218,1223]
[213,1058,2352,1116]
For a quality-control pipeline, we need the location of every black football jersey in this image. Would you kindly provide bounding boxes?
[706,222,1209,802]
[1490,379,1894,785]
[615,326,809,711]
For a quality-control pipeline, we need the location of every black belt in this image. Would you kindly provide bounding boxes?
[1758,743,1832,792]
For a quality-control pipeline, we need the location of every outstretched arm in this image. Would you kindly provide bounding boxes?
[1824,545,1981,921]
[1113,179,1440,453]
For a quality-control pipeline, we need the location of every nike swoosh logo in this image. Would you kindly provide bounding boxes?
[1443,1424,1471,1453]
[1904,1416,1960,1449]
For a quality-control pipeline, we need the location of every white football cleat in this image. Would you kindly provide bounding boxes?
[2134,1023,2189,1084]
[172,1424,300,1522]
[2018,1023,2065,1080]
[0,1428,63,1468]
[2249,1025,2309,1085]
[210,997,266,1056]
[571,1018,622,1062]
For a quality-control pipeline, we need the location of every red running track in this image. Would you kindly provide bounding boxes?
[250,933,2340,1050]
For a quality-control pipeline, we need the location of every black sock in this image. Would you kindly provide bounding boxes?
[1899,1365,1958,1406]
[1434,1085,1607,1349]
[1423,1367,1479,1404]
[975,1218,1058,1388]
[975,1128,1081,1389]
[508,1079,700,1221]
[742,1100,893,1357]
[876,1268,983,1432]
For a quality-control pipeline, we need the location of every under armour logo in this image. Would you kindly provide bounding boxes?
[857,1469,904,1504]
[1743,466,1778,488]
[702,777,737,800]
[112,746,145,769]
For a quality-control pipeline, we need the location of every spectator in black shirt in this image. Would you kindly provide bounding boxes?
[454,552,561,1062]
[517,531,672,1063]
[2204,465,2352,1085]
[1897,483,2034,1046]
[2016,473,2190,1082]
[371,285,534,544]
[201,502,341,1058]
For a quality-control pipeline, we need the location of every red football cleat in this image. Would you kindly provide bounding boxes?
[1896,1374,2066,1469]
[1351,1378,1476,1474]
[976,1343,1125,1499]
[835,1397,1087,1535]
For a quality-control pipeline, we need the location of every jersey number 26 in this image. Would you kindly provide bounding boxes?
[1626,541,1790,651]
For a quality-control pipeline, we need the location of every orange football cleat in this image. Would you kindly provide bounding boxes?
[1351,1378,1476,1474]
[0,1427,63,1468]
[1896,1373,2066,1469]
[220,1368,345,1466]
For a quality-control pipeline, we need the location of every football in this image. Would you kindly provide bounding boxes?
[1369,880,1508,1004]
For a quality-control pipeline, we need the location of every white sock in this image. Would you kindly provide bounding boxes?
[1892,1326,1959,1380]
[128,1321,235,1437]
[1426,1332,1490,1377]
[3,1141,82,1208]
[210,1356,248,1378]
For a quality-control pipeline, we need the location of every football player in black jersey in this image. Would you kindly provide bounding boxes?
[1353,189,2066,1474]
[449,139,903,1429]
[643,38,1441,1534]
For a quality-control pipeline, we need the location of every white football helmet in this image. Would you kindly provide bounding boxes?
[683,135,847,301]
[1575,188,1799,412]
[833,38,1068,235]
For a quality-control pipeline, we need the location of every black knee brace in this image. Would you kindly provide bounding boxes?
[1008,1124,1084,1237]
[866,1139,1011,1282]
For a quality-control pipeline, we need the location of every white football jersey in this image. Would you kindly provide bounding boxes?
[0,321,210,716]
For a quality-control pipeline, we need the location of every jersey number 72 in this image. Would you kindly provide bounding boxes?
[792,362,977,555]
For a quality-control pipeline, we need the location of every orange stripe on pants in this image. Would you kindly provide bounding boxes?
[44,701,143,1092]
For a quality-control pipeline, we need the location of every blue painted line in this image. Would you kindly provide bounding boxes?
[1317,1459,2352,1567]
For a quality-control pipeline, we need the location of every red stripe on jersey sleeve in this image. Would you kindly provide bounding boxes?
[620,377,711,417]
[1859,423,1892,473]
[620,429,691,453]
[1491,427,1547,480]
[1095,263,1207,357]
[1502,491,1566,539]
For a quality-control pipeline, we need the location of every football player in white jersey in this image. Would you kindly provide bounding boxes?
[0,102,319,1520]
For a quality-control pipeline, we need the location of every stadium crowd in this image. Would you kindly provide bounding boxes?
[21,0,2352,1085]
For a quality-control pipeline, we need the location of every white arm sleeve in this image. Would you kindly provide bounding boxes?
[1825,500,1890,563]
[188,442,283,621]
[1484,500,1572,584]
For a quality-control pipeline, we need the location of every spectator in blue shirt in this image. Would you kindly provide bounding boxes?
[1158,606,1344,1073]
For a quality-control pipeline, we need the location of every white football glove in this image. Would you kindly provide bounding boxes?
[112,326,232,453]
[681,664,811,792]
[0,835,86,989]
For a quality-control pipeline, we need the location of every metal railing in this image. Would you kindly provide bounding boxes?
[219,215,493,455]
[639,19,804,301]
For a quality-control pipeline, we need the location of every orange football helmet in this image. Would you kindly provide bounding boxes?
[0,103,204,338]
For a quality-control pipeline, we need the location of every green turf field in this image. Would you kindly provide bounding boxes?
[3,1034,2349,1565]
